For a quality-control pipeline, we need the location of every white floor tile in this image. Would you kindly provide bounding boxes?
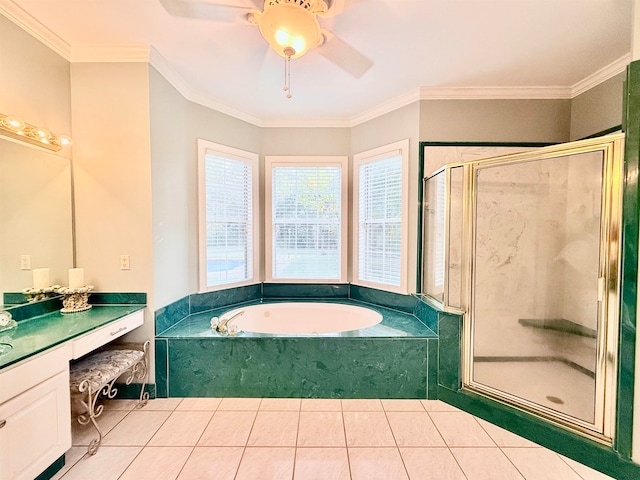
[148,411,214,446]
[341,399,384,411]
[420,400,460,412]
[381,399,426,411]
[197,410,257,446]
[143,397,183,410]
[451,447,525,480]
[348,447,409,480]
[294,448,350,480]
[217,397,262,410]
[101,410,172,446]
[297,411,346,447]
[235,447,295,480]
[119,446,192,480]
[386,411,446,447]
[301,399,342,411]
[502,448,582,480]
[247,411,299,446]
[71,409,129,446]
[400,447,467,480]
[176,446,244,480]
[260,398,302,410]
[343,412,396,446]
[56,446,142,480]
[176,397,222,411]
[476,418,538,447]
[559,455,616,480]
[429,411,495,447]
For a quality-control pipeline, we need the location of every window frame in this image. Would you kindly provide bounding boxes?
[264,155,349,283]
[197,139,260,292]
[353,139,410,294]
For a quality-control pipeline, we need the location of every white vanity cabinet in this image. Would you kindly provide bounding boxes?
[0,344,72,480]
[0,307,145,479]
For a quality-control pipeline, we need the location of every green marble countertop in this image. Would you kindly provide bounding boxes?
[0,305,145,370]
[158,299,436,338]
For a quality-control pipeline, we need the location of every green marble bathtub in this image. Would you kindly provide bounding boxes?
[155,299,437,398]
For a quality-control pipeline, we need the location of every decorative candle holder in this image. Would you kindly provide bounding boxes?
[21,285,61,303]
[56,285,94,313]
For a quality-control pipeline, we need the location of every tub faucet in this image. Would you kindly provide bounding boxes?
[216,311,244,334]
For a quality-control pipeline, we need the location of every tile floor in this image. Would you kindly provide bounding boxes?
[53,398,614,480]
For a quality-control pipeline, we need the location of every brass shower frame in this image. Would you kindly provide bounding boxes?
[424,133,624,444]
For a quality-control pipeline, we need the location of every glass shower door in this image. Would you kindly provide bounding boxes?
[468,145,620,439]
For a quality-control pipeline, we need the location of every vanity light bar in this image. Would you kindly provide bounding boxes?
[0,113,71,152]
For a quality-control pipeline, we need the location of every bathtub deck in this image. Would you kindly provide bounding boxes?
[156,300,438,399]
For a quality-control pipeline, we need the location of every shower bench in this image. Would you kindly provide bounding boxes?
[69,340,150,454]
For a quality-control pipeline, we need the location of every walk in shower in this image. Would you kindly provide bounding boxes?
[421,134,624,442]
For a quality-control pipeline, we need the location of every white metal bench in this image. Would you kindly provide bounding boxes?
[69,340,150,454]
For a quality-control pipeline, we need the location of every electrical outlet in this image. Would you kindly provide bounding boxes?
[20,255,31,270]
[120,255,130,270]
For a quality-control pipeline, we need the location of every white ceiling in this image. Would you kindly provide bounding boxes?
[2,0,633,126]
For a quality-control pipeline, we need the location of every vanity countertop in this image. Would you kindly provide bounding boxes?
[0,305,145,370]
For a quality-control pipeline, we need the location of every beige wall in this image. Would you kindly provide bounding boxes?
[351,102,421,292]
[570,73,624,140]
[0,15,71,134]
[71,63,154,357]
[420,99,571,143]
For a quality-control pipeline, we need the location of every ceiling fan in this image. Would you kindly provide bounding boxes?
[158,0,373,79]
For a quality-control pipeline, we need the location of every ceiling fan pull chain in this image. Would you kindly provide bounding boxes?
[283,46,295,99]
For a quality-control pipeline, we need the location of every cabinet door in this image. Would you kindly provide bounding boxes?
[0,370,71,480]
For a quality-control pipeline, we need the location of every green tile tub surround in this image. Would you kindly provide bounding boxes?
[262,283,349,298]
[155,300,435,398]
[155,295,190,335]
[415,296,439,333]
[349,284,417,313]
[437,312,463,391]
[165,337,428,398]
[189,283,262,314]
[155,338,168,397]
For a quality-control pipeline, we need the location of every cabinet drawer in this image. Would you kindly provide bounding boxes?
[0,344,70,405]
[72,310,144,359]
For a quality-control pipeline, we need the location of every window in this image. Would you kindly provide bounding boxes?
[265,156,348,282]
[354,140,409,293]
[198,140,259,291]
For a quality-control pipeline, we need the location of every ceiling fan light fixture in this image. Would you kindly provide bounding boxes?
[258,1,322,59]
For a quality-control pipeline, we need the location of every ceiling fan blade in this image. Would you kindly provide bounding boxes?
[316,29,373,78]
[159,0,254,22]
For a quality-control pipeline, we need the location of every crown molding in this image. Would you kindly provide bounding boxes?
[0,0,70,59]
[149,47,264,127]
[570,54,630,98]
[418,85,571,100]
[350,89,421,126]
[70,44,151,63]
[261,117,352,128]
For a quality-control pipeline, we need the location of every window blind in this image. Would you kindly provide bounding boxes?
[204,153,253,287]
[358,154,402,286]
[271,165,342,280]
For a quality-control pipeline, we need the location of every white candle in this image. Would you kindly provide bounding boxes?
[68,268,84,289]
[32,268,50,290]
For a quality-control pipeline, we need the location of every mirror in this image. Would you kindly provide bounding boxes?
[0,137,74,308]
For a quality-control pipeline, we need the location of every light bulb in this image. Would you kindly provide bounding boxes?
[2,115,25,131]
[59,135,72,146]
